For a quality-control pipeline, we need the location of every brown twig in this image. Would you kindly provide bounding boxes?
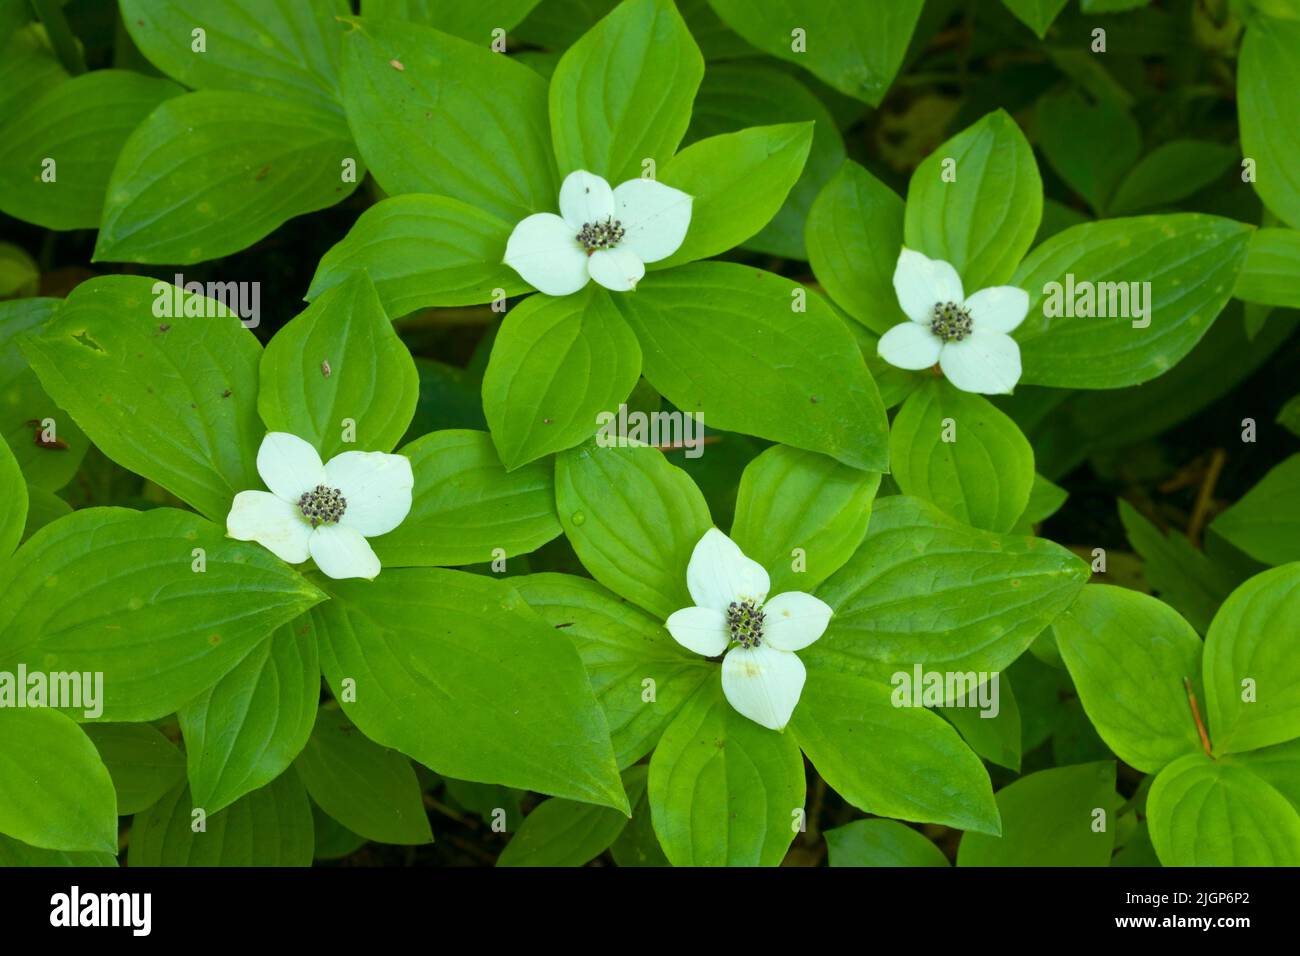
[1187,448,1227,547]
[1184,677,1213,758]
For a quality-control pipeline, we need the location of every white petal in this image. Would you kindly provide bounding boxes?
[558,170,615,229]
[762,592,833,652]
[939,331,1023,395]
[965,285,1030,334]
[878,320,943,370]
[686,528,770,611]
[587,247,645,292]
[226,490,312,564]
[665,605,729,657]
[309,524,381,580]
[503,212,590,297]
[256,432,324,502]
[721,646,806,731]
[323,451,414,537]
[612,178,692,264]
[893,248,964,323]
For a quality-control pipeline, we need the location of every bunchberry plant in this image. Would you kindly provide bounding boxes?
[0,0,1297,876]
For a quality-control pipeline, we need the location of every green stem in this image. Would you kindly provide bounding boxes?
[30,0,86,75]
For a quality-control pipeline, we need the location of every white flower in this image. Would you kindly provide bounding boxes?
[665,529,832,731]
[503,169,692,296]
[878,248,1030,395]
[227,432,413,581]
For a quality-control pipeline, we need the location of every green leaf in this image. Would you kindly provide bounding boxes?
[656,122,813,268]
[1147,753,1300,866]
[0,833,115,867]
[513,573,712,768]
[312,802,368,860]
[0,297,88,491]
[95,91,360,264]
[610,770,669,866]
[129,772,314,866]
[1235,228,1300,309]
[0,709,117,853]
[0,432,25,559]
[705,0,923,105]
[179,623,319,814]
[1109,140,1238,216]
[311,568,627,811]
[905,110,1043,291]
[1052,585,1204,774]
[0,241,38,298]
[825,819,950,867]
[729,444,880,594]
[793,669,1000,834]
[340,16,555,220]
[0,508,326,722]
[1239,16,1300,229]
[21,484,71,543]
[0,25,67,129]
[498,766,647,867]
[362,0,541,41]
[548,0,703,184]
[0,70,180,231]
[121,0,350,110]
[807,496,1089,683]
[259,272,417,458]
[21,276,264,521]
[1035,88,1139,212]
[1227,738,1300,814]
[615,262,889,471]
[956,762,1117,866]
[685,60,846,260]
[483,286,641,469]
[1118,499,1240,634]
[941,674,1022,771]
[806,160,906,335]
[307,195,529,316]
[1001,0,1070,37]
[1011,473,1068,533]
[889,380,1035,533]
[372,430,561,568]
[1013,214,1252,388]
[83,723,185,816]
[648,678,803,866]
[1204,564,1300,755]
[1210,453,1300,566]
[294,704,432,845]
[555,442,712,620]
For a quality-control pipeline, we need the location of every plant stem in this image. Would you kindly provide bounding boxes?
[29,0,86,75]
[1183,677,1213,758]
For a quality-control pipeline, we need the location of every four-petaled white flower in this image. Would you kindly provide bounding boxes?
[227,432,413,581]
[665,529,833,731]
[503,169,692,296]
[878,248,1030,395]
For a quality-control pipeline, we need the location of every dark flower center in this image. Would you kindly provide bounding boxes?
[298,485,347,527]
[726,599,765,649]
[576,217,625,253]
[930,301,973,342]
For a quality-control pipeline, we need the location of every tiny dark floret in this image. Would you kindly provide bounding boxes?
[576,217,626,253]
[726,599,765,649]
[930,301,973,342]
[298,484,347,526]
